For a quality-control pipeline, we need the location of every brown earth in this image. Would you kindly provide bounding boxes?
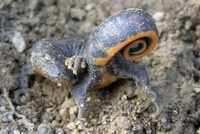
[0,0,200,134]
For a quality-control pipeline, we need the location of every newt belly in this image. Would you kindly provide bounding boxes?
[91,72,117,90]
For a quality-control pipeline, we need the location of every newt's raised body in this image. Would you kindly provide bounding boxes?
[30,8,160,127]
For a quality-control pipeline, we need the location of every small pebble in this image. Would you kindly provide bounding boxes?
[0,2,4,9]
[196,38,200,45]
[71,8,86,20]
[11,32,26,53]
[42,0,54,6]
[153,12,165,22]
[115,116,130,129]
[0,0,11,9]
[45,6,58,16]
[175,0,188,4]
[96,8,106,24]
[66,122,76,130]
[37,124,51,134]
[14,130,20,134]
[85,3,94,11]
[91,118,98,125]
[185,20,192,30]
[99,111,104,118]
[132,123,143,131]
[69,106,78,115]
[197,127,200,134]
[59,97,75,115]
[121,95,127,101]
[74,0,86,8]
[195,25,200,37]
[0,129,7,134]
[86,10,96,23]
[55,128,64,134]
[101,115,109,125]
[28,0,39,10]
[78,22,95,33]
[0,106,6,112]
[194,87,200,93]
[51,120,58,128]
[75,120,81,126]
[19,94,27,104]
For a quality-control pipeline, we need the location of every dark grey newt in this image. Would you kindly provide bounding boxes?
[16,9,160,129]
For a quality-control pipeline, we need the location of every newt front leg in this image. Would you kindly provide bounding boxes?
[13,64,34,104]
[65,34,89,75]
[71,73,98,130]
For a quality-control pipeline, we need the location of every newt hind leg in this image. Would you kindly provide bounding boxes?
[133,83,160,116]
[115,54,160,116]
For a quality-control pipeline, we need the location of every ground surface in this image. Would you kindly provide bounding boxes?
[0,0,200,134]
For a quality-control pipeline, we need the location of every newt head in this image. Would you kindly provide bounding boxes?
[30,39,75,85]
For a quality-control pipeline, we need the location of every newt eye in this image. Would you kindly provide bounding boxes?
[41,53,52,63]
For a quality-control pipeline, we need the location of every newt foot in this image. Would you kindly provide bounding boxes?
[65,56,87,75]
[134,85,160,117]
[13,89,30,104]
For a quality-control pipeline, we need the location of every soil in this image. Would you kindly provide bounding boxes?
[0,0,200,134]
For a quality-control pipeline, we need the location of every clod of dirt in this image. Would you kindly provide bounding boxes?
[11,32,26,53]
[36,124,51,134]
[153,12,165,22]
